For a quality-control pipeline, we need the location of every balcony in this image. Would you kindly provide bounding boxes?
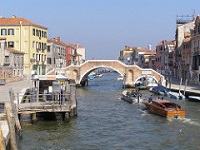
[4,61,10,65]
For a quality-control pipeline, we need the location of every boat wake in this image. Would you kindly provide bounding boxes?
[139,108,150,116]
[178,117,200,127]
[167,117,200,127]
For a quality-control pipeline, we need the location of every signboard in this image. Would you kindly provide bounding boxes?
[52,82,61,93]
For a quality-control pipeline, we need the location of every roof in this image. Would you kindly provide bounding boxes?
[47,38,67,46]
[0,17,47,30]
[5,48,25,54]
[157,40,175,46]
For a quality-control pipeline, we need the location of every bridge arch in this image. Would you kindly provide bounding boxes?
[79,65,124,85]
[62,60,165,87]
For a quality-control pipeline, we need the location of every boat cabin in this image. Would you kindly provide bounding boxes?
[31,75,71,102]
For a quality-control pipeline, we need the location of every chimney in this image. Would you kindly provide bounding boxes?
[12,15,16,18]
[148,44,151,50]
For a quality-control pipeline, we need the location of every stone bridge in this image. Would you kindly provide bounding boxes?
[51,60,166,87]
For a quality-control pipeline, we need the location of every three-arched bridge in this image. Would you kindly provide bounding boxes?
[49,60,166,87]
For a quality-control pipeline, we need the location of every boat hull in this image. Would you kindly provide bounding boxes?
[121,95,142,104]
[188,96,200,102]
[143,101,186,118]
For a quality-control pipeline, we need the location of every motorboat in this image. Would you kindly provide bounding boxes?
[149,85,169,96]
[95,73,103,78]
[168,91,185,100]
[117,75,123,80]
[143,99,186,118]
[188,96,200,102]
[121,90,143,104]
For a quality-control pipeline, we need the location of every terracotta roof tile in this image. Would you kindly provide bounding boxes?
[0,17,47,29]
[5,48,25,54]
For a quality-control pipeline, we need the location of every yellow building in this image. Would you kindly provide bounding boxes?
[0,16,48,77]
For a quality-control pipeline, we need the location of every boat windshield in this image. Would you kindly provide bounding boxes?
[163,103,178,108]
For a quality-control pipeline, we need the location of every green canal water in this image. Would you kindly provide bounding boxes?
[17,72,200,150]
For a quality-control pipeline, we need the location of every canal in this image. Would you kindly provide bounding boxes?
[17,72,200,150]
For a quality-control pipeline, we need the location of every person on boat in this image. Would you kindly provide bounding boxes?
[148,95,153,103]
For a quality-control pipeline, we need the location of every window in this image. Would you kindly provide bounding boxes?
[39,30,41,37]
[8,41,14,48]
[47,58,51,64]
[1,29,7,35]
[36,29,39,36]
[33,28,35,36]
[36,54,39,61]
[44,31,47,38]
[5,56,9,63]
[47,46,50,52]
[39,42,41,49]
[8,29,14,35]
[44,43,47,50]
[36,42,39,50]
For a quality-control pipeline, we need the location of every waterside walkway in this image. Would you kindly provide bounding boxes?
[167,76,200,96]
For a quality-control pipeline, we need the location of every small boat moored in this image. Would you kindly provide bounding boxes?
[149,85,169,96]
[188,96,200,102]
[143,99,186,118]
[121,90,143,104]
[168,91,185,100]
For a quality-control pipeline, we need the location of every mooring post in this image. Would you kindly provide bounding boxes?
[0,125,5,150]
[5,103,17,150]
[179,78,182,96]
[69,82,77,117]
[184,79,188,96]
[9,89,21,133]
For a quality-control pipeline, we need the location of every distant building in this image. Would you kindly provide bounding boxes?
[136,49,156,68]
[70,43,85,65]
[0,38,24,79]
[191,16,200,84]
[0,16,48,77]
[155,40,176,75]
[119,45,156,68]
[175,16,195,79]
[47,37,66,73]
[119,45,136,65]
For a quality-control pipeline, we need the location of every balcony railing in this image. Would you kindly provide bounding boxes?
[4,61,10,65]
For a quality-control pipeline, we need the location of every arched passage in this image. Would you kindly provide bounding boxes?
[134,75,158,87]
[79,66,124,86]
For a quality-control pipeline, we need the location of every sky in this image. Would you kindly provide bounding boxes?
[1,0,200,60]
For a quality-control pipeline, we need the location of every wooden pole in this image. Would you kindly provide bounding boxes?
[184,79,188,96]
[169,77,171,90]
[9,89,21,132]
[0,125,5,150]
[179,78,182,96]
[5,103,17,150]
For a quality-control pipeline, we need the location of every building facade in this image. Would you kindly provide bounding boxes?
[0,16,48,77]
[175,19,195,79]
[155,40,175,76]
[0,38,24,79]
[47,37,66,73]
[191,16,200,84]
